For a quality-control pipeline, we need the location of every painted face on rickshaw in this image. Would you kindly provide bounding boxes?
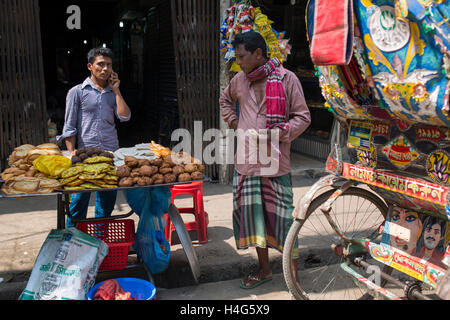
[423,223,442,250]
[389,209,422,254]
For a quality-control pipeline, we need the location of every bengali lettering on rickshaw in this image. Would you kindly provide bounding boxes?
[343,163,448,206]
[391,252,426,282]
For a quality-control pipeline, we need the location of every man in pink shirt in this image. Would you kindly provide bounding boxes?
[219,31,311,289]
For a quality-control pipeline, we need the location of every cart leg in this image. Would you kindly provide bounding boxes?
[57,193,66,230]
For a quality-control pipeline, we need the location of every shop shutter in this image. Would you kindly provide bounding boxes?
[0,0,47,170]
[170,0,220,180]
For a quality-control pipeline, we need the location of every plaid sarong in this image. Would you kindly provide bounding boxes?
[232,170,295,253]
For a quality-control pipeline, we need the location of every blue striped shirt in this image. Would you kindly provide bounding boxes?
[57,77,131,152]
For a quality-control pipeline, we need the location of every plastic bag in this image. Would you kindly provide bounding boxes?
[19,228,108,300]
[125,187,171,274]
[33,155,72,178]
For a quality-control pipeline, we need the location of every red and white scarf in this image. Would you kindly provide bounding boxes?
[246,58,290,131]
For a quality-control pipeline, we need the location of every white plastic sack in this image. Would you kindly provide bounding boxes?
[19,227,108,300]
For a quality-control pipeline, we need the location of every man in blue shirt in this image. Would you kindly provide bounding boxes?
[58,47,131,227]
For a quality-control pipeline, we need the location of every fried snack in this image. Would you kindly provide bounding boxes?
[38,178,61,189]
[83,156,113,164]
[150,141,171,158]
[140,165,154,176]
[149,158,163,167]
[61,166,85,179]
[191,171,203,180]
[130,171,141,178]
[1,186,25,195]
[64,185,86,190]
[152,173,164,184]
[83,163,110,175]
[197,164,206,173]
[79,182,101,189]
[138,159,151,167]
[25,168,37,177]
[172,165,185,176]
[59,175,81,186]
[178,173,191,182]
[119,177,134,187]
[136,177,148,186]
[164,174,177,183]
[184,164,198,173]
[79,173,106,181]
[14,144,35,152]
[124,156,139,168]
[159,167,172,175]
[168,152,192,165]
[36,143,59,151]
[99,152,114,159]
[11,180,40,193]
[65,179,85,187]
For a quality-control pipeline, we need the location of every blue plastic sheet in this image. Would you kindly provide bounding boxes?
[125,187,172,274]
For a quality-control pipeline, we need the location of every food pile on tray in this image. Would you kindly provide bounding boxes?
[115,142,205,187]
[1,143,63,195]
[0,142,205,195]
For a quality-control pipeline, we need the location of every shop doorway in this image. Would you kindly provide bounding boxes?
[38,0,160,148]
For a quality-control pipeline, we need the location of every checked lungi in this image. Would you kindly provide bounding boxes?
[232,170,295,253]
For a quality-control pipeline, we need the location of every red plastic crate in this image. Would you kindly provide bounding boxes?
[76,219,135,271]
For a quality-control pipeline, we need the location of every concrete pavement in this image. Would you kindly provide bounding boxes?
[0,152,326,300]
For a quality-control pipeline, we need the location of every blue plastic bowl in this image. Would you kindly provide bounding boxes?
[87,278,156,300]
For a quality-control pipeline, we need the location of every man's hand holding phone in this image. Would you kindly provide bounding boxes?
[108,71,121,94]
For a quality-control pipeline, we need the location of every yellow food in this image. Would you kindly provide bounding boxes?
[33,155,72,178]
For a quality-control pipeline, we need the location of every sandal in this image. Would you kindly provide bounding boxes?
[240,273,273,289]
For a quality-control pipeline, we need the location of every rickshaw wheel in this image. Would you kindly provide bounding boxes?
[283,187,393,300]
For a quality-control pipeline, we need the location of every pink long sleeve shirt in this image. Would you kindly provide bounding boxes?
[219,66,311,177]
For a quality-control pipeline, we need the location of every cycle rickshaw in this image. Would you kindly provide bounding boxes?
[282,0,450,300]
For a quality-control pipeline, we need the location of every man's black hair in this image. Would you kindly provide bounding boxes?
[232,30,268,59]
[87,47,114,64]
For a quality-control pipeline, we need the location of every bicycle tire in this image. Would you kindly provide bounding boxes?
[283,187,390,300]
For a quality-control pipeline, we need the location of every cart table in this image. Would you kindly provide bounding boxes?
[0,180,201,284]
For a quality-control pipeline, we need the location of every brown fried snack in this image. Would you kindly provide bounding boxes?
[119,177,134,187]
[139,165,154,177]
[191,171,203,180]
[150,158,163,167]
[137,159,151,167]
[172,165,185,176]
[125,156,139,168]
[116,165,131,178]
[152,173,164,184]
[164,174,177,184]
[178,173,191,182]
[159,167,173,175]
[184,164,198,173]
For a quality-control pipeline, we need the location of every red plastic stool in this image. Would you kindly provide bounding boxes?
[164,181,209,244]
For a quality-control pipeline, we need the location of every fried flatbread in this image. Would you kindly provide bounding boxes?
[79,173,106,181]
[83,163,110,175]
[12,180,40,193]
[59,175,81,186]
[79,182,101,189]
[1,186,25,195]
[65,179,84,187]
[64,185,85,190]
[83,156,113,164]
[103,174,119,181]
[38,178,61,188]
[61,166,85,179]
